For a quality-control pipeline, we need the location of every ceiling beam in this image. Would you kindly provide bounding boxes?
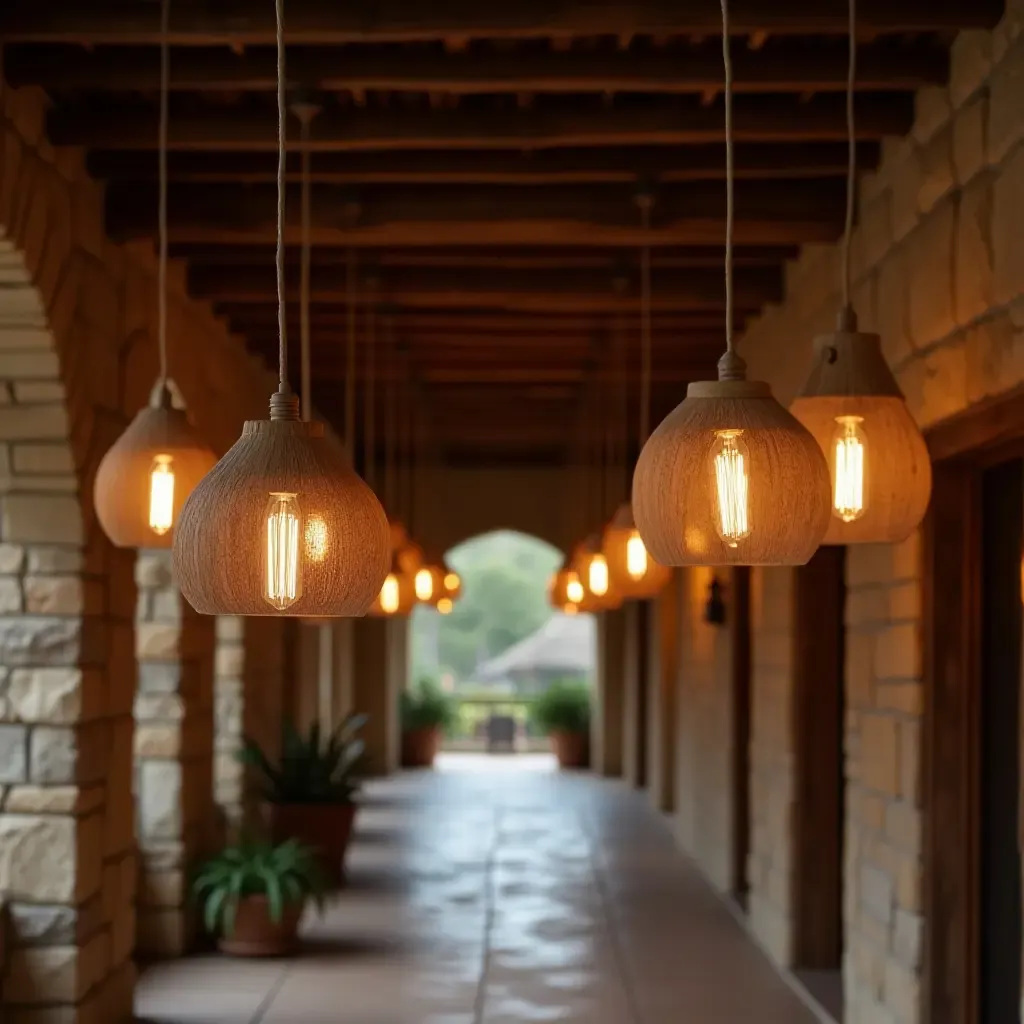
[192,265,781,311]
[4,43,946,93]
[0,0,1000,44]
[49,94,913,151]
[106,180,846,247]
[89,143,879,185]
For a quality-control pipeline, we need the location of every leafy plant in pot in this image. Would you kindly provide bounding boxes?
[529,680,592,769]
[238,715,366,885]
[192,837,329,957]
[400,678,456,768]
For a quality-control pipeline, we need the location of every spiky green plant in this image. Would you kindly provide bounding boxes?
[400,677,457,733]
[238,714,367,805]
[528,680,591,736]
[191,837,329,936]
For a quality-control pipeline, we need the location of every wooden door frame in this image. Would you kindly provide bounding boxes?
[730,567,752,905]
[923,388,1024,1024]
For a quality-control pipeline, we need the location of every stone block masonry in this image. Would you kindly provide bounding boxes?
[0,69,289,1022]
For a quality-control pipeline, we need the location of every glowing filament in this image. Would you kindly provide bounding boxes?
[148,454,175,535]
[380,573,400,615]
[566,573,584,604]
[832,416,867,523]
[415,567,434,602]
[713,430,750,548]
[305,515,329,562]
[588,553,609,597]
[626,531,648,580]
[264,493,302,611]
[437,597,453,615]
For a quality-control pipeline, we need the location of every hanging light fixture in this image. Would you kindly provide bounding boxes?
[790,0,931,544]
[632,0,830,567]
[602,229,670,597]
[94,0,217,548]
[173,0,390,615]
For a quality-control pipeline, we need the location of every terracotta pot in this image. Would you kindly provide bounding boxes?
[218,894,305,957]
[550,730,589,769]
[264,801,356,886]
[402,726,441,768]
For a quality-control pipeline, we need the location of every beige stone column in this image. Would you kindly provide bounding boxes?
[592,609,626,777]
[133,550,215,959]
[213,616,245,833]
[646,573,680,813]
[351,617,402,775]
[621,601,649,788]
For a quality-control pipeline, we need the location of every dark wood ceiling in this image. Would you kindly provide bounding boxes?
[1,0,1003,466]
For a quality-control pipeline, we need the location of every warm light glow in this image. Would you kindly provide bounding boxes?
[832,415,867,523]
[626,531,648,580]
[414,567,434,602]
[564,603,579,616]
[437,597,453,615]
[380,573,400,615]
[444,572,460,591]
[304,515,328,561]
[566,573,584,604]
[712,430,750,548]
[588,553,609,596]
[148,454,175,535]
[264,492,302,611]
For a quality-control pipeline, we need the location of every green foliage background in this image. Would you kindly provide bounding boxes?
[410,531,562,684]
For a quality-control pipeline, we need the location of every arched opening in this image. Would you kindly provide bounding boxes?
[408,530,595,766]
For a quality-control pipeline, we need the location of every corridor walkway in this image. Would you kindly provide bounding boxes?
[137,760,825,1024]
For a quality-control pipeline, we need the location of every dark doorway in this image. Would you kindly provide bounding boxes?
[731,567,752,910]
[793,547,847,1020]
[978,458,1023,1024]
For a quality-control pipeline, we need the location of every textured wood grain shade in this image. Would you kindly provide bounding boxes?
[94,383,217,548]
[632,379,831,566]
[572,533,621,611]
[601,502,671,599]
[548,561,582,612]
[791,318,932,544]
[367,551,417,617]
[172,415,390,616]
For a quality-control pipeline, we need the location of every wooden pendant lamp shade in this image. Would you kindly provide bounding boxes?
[368,551,417,617]
[173,406,390,616]
[573,534,621,611]
[602,502,670,599]
[634,377,831,566]
[791,313,931,544]
[549,560,583,613]
[95,382,217,548]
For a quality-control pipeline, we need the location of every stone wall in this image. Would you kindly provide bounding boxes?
[0,71,288,1021]
[696,5,1024,1023]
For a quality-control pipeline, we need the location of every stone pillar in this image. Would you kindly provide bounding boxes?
[133,550,215,959]
[646,573,680,813]
[213,616,245,833]
[592,609,626,777]
[351,617,399,775]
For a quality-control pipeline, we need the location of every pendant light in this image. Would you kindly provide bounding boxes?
[94,0,217,548]
[790,0,931,544]
[632,0,830,567]
[410,392,446,606]
[602,229,670,598]
[368,311,416,617]
[172,0,390,616]
[549,453,583,614]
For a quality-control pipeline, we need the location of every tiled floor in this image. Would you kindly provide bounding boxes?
[137,755,826,1024]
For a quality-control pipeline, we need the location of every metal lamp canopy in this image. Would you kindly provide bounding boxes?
[95,381,217,549]
[791,310,931,544]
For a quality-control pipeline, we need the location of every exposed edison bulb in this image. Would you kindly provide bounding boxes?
[588,553,609,597]
[305,515,328,562]
[380,573,400,615]
[444,572,460,591]
[264,492,302,611]
[566,573,584,604]
[832,415,868,523]
[437,596,453,615]
[626,530,648,581]
[148,454,175,536]
[712,429,750,548]
[415,567,434,602]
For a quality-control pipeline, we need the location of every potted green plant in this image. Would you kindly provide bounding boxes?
[400,678,456,768]
[529,680,591,769]
[238,715,366,885]
[192,837,329,957]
